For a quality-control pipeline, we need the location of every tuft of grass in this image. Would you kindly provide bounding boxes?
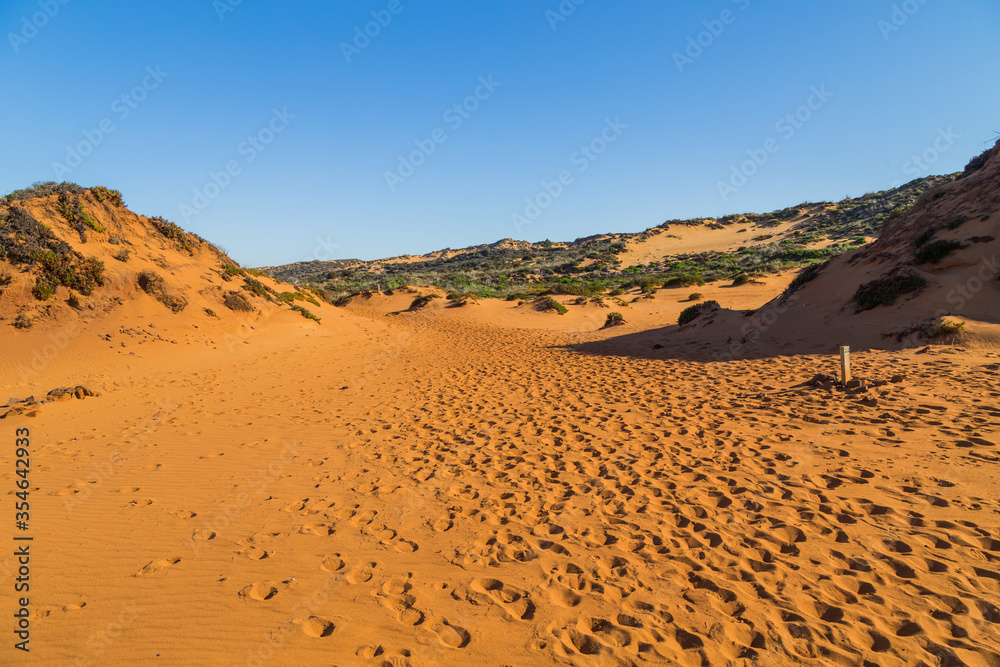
[914,240,965,265]
[678,300,719,326]
[936,320,965,336]
[536,296,568,315]
[290,304,321,322]
[113,249,129,262]
[731,273,752,286]
[13,314,33,330]
[89,186,124,207]
[242,277,271,297]
[603,311,626,328]
[854,272,926,311]
[947,217,966,230]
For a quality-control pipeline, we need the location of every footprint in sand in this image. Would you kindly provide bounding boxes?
[296,615,335,638]
[433,516,454,532]
[320,553,345,572]
[174,510,196,519]
[192,529,215,541]
[134,557,181,576]
[346,562,376,584]
[245,548,268,560]
[427,615,469,649]
[238,582,279,601]
[471,578,532,620]
[299,522,334,536]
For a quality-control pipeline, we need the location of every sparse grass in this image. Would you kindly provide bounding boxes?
[678,300,719,326]
[13,314,33,330]
[603,311,626,328]
[57,193,106,234]
[290,304,321,322]
[536,296,568,315]
[90,186,124,207]
[32,249,105,297]
[113,249,129,262]
[731,273,752,286]
[914,240,965,265]
[914,229,936,248]
[409,294,439,310]
[854,272,926,311]
[947,217,966,230]
[936,320,965,336]
[242,277,271,298]
[786,261,826,292]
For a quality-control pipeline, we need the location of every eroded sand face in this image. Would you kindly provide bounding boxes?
[2,286,1000,667]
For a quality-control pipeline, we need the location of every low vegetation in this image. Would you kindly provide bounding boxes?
[854,272,927,311]
[261,175,954,307]
[678,300,719,326]
[936,320,965,336]
[603,311,626,328]
[914,240,965,265]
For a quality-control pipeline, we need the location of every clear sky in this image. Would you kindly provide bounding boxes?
[2,1,998,266]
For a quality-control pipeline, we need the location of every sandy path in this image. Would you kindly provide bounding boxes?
[2,303,1000,666]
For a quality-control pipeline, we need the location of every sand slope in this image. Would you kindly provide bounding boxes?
[2,279,1000,665]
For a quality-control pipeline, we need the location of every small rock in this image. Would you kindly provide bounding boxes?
[890,374,905,383]
[845,379,862,389]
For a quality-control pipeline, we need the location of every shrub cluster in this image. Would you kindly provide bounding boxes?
[678,300,719,326]
[914,240,965,265]
[854,272,926,311]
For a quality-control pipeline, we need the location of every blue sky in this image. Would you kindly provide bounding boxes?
[2,1,998,266]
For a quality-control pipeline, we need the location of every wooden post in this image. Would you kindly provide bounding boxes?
[840,346,851,385]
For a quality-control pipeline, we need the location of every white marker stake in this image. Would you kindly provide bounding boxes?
[840,346,851,385]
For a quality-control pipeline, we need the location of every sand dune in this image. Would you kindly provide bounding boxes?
[2,148,1000,665]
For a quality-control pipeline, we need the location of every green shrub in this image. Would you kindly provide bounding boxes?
[914,240,965,265]
[688,292,703,301]
[936,320,965,336]
[663,274,704,288]
[536,296,568,315]
[290,304,321,322]
[678,300,719,326]
[113,249,129,262]
[787,262,825,292]
[854,272,926,311]
[947,217,966,230]
[90,186,124,207]
[731,273,752,286]
[33,278,56,300]
[608,288,625,296]
[242,277,271,297]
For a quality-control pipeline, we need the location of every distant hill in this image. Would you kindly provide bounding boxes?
[0,183,327,329]
[260,175,956,300]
